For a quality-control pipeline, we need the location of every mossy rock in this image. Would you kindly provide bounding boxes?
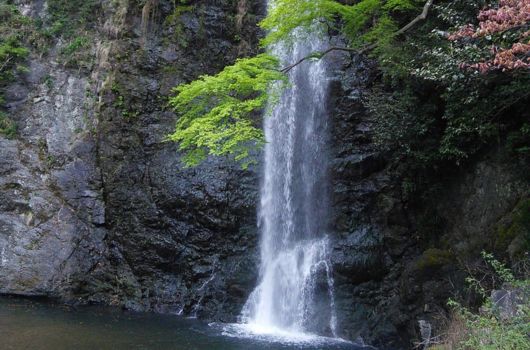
[496,199,530,260]
[415,248,454,274]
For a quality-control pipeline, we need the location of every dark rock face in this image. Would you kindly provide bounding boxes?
[326,53,529,348]
[89,0,263,320]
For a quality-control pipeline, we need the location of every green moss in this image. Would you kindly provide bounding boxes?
[415,248,454,272]
[109,81,139,120]
[60,36,92,69]
[163,3,194,48]
[61,36,89,56]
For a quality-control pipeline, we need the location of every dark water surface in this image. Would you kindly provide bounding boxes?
[0,297,369,350]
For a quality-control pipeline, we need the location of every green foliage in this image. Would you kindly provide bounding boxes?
[110,82,139,119]
[0,2,30,84]
[260,0,423,48]
[465,251,516,298]
[259,0,348,46]
[167,54,286,167]
[448,296,530,350]
[60,36,92,68]
[481,251,515,285]
[169,0,426,168]
[40,0,100,67]
[0,38,29,74]
[62,36,89,56]
[262,0,527,168]
[438,73,529,163]
[384,0,419,11]
[0,1,33,122]
[364,0,530,166]
[169,0,529,169]
[497,200,530,262]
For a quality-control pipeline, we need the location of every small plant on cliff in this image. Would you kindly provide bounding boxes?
[46,0,101,38]
[163,2,194,48]
[0,1,31,139]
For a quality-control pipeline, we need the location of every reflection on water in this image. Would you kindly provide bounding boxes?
[0,297,367,350]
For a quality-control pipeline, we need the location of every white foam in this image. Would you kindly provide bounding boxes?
[215,322,353,347]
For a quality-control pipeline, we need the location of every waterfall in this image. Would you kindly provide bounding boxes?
[190,271,217,318]
[239,14,336,337]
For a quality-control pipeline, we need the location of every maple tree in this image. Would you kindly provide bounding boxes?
[449,0,530,73]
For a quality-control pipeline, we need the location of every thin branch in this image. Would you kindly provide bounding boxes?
[280,0,434,73]
[493,91,530,118]
[0,55,13,74]
[280,45,373,73]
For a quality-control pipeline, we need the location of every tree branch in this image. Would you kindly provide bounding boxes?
[280,45,373,73]
[280,0,434,73]
[395,0,434,36]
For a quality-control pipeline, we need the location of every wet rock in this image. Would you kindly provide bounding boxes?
[327,49,529,349]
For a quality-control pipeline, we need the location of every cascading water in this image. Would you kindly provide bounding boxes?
[238,6,337,338]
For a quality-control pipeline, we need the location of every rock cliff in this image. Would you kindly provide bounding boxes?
[1,0,262,322]
[0,1,527,349]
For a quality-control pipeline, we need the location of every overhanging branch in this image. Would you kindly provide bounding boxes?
[280,45,374,73]
[280,0,434,73]
[395,0,434,36]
